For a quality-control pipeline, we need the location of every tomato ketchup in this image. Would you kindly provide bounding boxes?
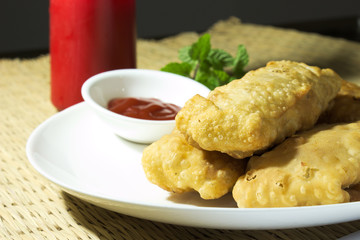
[50,0,136,111]
[108,97,181,120]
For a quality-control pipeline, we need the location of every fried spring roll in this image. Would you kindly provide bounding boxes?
[319,80,360,124]
[176,60,342,159]
[233,122,360,207]
[142,130,246,200]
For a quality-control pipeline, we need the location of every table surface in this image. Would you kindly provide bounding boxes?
[2,17,360,239]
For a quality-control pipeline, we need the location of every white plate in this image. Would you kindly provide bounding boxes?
[26,102,360,230]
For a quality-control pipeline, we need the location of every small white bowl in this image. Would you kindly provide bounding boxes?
[81,69,210,144]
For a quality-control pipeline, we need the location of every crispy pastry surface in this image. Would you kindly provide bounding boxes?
[233,122,360,208]
[141,130,246,200]
[176,61,342,159]
[319,80,360,123]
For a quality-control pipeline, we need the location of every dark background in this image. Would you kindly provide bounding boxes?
[1,0,359,58]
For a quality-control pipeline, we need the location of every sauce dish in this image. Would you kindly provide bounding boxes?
[81,69,210,143]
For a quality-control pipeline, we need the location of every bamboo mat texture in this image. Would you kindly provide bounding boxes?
[2,17,360,239]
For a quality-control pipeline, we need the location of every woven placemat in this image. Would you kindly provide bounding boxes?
[2,17,360,239]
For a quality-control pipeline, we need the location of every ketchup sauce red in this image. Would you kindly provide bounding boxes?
[107,97,181,120]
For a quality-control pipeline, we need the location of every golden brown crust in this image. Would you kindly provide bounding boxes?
[176,61,342,159]
[318,80,360,123]
[233,122,360,208]
[141,129,246,200]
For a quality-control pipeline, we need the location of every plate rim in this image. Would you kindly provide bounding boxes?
[26,102,360,229]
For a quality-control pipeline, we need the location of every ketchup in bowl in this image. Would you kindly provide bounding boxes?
[107,97,181,120]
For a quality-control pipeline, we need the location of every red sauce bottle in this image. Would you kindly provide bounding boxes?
[50,0,136,111]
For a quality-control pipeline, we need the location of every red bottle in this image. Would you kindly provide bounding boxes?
[50,0,136,111]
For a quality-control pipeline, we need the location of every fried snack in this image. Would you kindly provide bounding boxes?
[176,60,342,159]
[141,129,246,200]
[318,80,360,123]
[233,122,360,208]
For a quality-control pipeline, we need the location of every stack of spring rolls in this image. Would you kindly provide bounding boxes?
[142,60,360,207]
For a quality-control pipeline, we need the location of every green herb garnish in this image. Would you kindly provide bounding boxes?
[161,33,249,90]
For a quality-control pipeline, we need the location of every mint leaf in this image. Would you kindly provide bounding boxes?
[194,68,210,84]
[207,49,234,70]
[189,33,211,63]
[178,46,192,63]
[161,62,192,77]
[194,68,231,90]
[178,46,197,69]
[213,69,231,85]
[161,34,249,89]
[232,44,249,78]
[195,69,219,90]
[206,75,221,90]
